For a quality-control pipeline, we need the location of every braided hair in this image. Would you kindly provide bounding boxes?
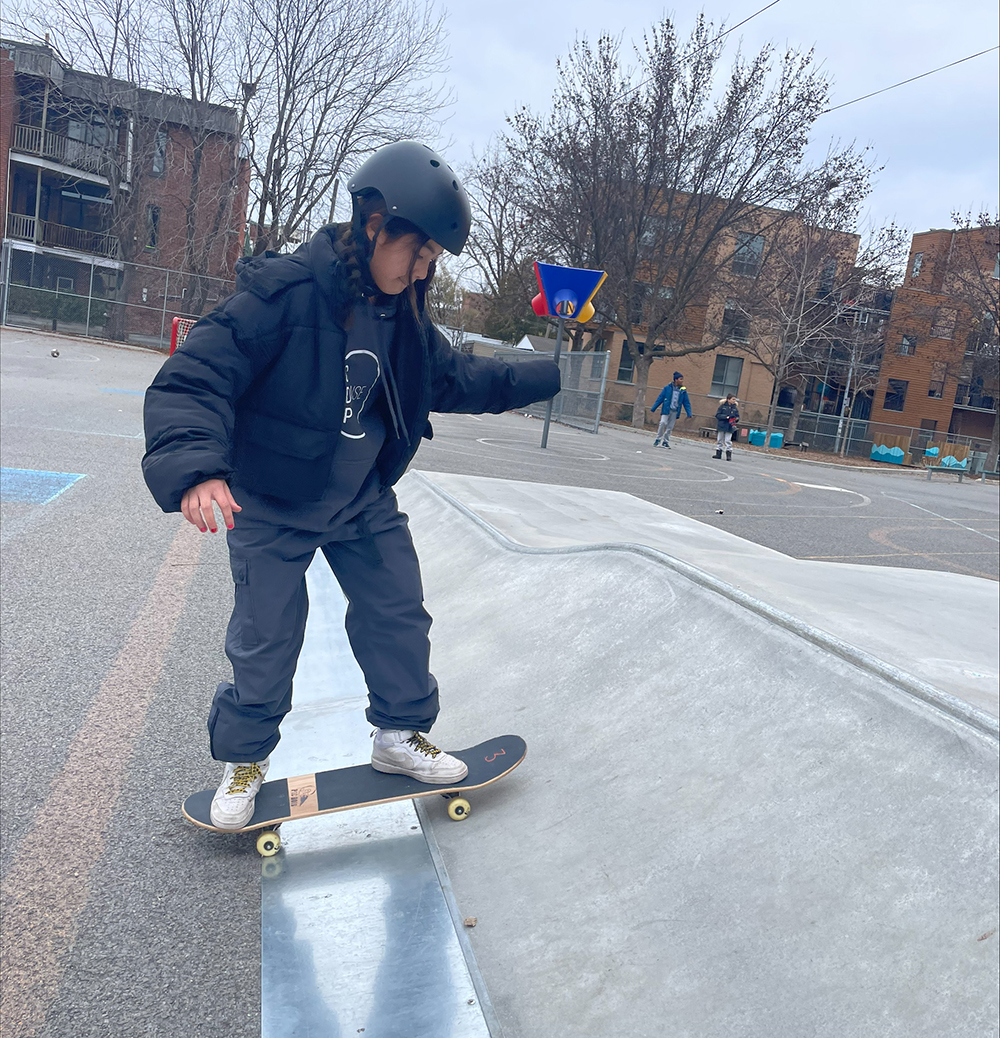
[337,189,437,324]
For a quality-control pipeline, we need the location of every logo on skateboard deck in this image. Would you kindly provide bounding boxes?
[485,748,506,763]
[287,775,317,817]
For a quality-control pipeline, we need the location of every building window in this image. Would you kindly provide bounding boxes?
[930,307,957,339]
[617,340,643,382]
[732,232,764,277]
[927,381,944,398]
[910,252,923,279]
[818,259,837,296]
[640,215,683,248]
[883,378,908,412]
[993,253,998,280]
[152,130,168,176]
[709,354,744,398]
[721,299,750,343]
[630,283,647,326]
[897,335,917,355]
[146,205,160,248]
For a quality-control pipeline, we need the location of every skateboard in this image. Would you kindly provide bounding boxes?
[182,735,526,856]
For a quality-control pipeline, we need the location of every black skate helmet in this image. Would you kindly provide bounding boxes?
[348,141,472,256]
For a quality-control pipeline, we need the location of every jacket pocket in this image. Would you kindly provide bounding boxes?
[234,410,339,501]
[240,410,337,459]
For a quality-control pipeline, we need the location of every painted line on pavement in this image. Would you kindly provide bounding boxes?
[881,493,1000,543]
[0,468,86,504]
[0,522,203,1038]
[1,423,143,440]
[792,482,872,506]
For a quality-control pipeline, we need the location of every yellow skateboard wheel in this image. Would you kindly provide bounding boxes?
[256,830,281,856]
[447,798,471,821]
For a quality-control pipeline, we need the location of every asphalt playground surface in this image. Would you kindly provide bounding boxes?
[1,328,997,1037]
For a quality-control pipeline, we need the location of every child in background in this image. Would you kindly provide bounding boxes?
[714,395,740,461]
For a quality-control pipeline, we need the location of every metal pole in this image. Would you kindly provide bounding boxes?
[540,317,565,449]
[1,241,9,327]
[159,269,169,349]
[85,257,94,336]
[595,348,610,433]
[834,348,856,455]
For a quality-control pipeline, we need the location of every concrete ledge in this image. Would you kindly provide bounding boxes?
[411,471,998,743]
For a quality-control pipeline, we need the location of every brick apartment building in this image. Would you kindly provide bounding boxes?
[868,226,999,450]
[591,218,867,430]
[0,38,249,347]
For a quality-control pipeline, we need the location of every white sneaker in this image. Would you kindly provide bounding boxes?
[371,730,469,784]
[210,759,269,829]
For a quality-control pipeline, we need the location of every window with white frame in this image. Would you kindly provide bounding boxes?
[732,232,764,277]
[709,354,744,398]
[617,340,644,382]
[152,130,168,176]
[721,298,750,343]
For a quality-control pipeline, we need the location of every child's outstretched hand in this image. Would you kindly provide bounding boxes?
[181,479,242,533]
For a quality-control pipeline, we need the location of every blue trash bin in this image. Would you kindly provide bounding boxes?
[769,431,784,449]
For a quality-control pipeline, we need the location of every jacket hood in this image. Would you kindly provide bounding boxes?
[234,249,312,301]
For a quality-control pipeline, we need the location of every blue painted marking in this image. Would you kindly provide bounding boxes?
[101,388,146,396]
[1,468,86,504]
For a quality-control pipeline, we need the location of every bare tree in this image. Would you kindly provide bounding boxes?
[155,0,249,314]
[499,18,877,428]
[728,207,908,449]
[239,0,448,254]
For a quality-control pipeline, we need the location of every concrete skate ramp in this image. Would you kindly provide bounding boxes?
[397,473,999,1038]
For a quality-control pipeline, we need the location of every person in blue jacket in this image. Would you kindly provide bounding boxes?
[650,372,692,448]
[142,141,560,829]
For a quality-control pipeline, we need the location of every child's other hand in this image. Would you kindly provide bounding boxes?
[181,479,242,533]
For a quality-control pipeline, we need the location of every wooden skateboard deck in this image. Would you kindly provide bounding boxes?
[182,735,526,855]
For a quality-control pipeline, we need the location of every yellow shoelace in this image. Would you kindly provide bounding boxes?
[406,733,442,758]
[226,763,263,794]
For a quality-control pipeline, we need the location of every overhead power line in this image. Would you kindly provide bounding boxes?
[615,0,783,102]
[822,45,1000,114]
[705,0,782,48]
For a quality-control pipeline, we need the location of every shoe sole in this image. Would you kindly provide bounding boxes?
[210,806,255,830]
[371,759,469,784]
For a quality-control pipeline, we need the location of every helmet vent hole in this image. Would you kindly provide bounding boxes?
[452,222,459,229]
[430,159,440,167]
[452,180,459,190]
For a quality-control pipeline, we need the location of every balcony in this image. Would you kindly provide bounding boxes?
[11,123,108,176]
[954,384,997,413]
[6,212,120,259]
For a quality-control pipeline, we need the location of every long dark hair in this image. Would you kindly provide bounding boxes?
[338,189,437,322]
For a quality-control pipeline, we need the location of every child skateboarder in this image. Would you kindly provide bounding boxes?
[142,141,560,829]
[651,372,692,448]
[714,395,740,460]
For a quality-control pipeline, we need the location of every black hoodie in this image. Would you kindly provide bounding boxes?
[142,225,560,512]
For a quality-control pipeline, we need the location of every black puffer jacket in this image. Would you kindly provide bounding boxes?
[142,225,560,512]
[715,402,740,431]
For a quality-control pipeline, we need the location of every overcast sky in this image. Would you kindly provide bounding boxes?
[432,0,999,238]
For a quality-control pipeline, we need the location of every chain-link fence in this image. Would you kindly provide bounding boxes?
[493,346,611,434]
[0,240,235,351]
